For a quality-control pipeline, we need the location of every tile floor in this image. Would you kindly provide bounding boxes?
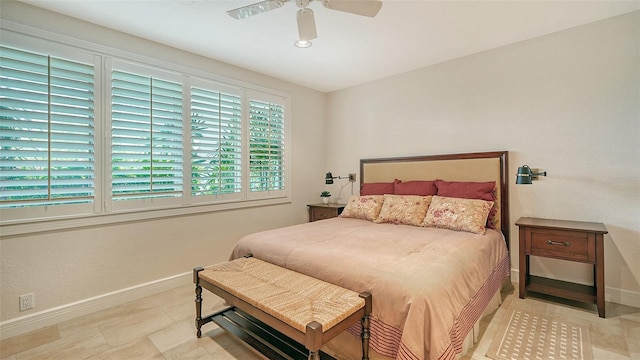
[1,283,638,359]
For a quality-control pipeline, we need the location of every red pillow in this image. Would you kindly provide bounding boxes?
[394,180,437,196]
[360,182,394,195]
[435,180,495,201]
[435,180,497,229]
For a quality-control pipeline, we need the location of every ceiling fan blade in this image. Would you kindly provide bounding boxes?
[322,0,382,18]
[227,0,289,19]
[297,8,317,41]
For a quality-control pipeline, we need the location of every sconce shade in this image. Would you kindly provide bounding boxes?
[516,165,533,184]
[325,172,334,184]
[325,171,355,184]
[516,165,547,184]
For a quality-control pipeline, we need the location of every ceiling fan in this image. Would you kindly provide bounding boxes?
[227,0,383,48]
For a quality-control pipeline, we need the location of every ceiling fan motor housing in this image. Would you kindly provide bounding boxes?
[297,8,317,40]
[296,0,310,8]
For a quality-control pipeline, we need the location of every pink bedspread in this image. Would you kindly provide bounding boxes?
[231,217,510,360]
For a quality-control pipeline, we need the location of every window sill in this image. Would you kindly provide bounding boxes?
[0,197,290,237]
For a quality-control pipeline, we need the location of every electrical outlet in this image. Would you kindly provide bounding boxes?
[348,173,356,182]
[19,293,34,311]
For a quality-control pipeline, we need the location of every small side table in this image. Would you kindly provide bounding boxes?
[516,217,608,317]
[307,203,345,222]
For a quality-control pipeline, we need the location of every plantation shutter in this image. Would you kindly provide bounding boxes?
[0,45,95,208]
[190,85,242,200]
[1,36,291,225]
[248,94,285,196]
[111,69,183,202]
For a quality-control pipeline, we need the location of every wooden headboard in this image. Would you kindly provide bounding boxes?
[360,151,510,248]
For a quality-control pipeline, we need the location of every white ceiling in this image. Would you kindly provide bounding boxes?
[18,0,640,92]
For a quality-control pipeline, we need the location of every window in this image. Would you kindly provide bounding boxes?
[190,83,242,202]
[248,94,286,197]
[110,68,183,205]
[0,31,290,228]
[0,45,96,212]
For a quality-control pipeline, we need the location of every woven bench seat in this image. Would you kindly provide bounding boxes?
[194,257,372,360]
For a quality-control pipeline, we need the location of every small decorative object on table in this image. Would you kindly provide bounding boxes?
[320,191,331,204]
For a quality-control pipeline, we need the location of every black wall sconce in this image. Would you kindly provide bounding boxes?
[325,172,356,184]
[516,165,547,184]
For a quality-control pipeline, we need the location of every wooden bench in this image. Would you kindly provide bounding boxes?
[193,257,372,360]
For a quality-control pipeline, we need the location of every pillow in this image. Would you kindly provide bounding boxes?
[394,180,437,196]
[375,195,432,226]
[360,182,394,196]
[435,180,497,229]
[339,195,384,221]
[435,180,495,201]
[422,196,494,235]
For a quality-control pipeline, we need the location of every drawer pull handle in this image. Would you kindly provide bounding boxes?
[547,240,570,247]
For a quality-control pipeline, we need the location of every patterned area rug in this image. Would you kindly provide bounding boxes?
[487,308,594,360]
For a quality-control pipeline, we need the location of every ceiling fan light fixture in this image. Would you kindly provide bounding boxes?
[294,39,312,48]
[295,7,317,48]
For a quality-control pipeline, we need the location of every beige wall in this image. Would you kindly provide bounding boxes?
[325,12,639,305]
[0,1,327,328]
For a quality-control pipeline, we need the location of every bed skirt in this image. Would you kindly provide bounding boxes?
[321,278,507,360]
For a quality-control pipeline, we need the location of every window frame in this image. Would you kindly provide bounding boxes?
[106,58,186,213]
[0,29,104,223]
[0,23,292,236]
[246,90,288,200]
[187,77,245,205]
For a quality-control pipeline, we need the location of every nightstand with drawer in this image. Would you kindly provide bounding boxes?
[516,217,608,317]
[307,203,345,222]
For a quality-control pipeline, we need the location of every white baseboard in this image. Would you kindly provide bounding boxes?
[605,286,640,308]
[510,268,640,309]
[0,271,192,341]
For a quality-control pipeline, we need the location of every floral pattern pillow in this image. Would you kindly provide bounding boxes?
[422,196,494,235]
[375,195,432,226]
[339,195,384,221]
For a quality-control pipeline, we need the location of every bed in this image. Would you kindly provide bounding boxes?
[230,151,511,360]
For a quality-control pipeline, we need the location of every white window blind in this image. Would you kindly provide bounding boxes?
[111,69,183,202]
[0,45,95,209]
[190,86,242,199]
[248,96,285,195]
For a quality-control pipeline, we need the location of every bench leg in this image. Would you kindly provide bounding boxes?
[360,292,372,360]
[195,284,203,337]
[194,267,204,338]
[361,314,370,360]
